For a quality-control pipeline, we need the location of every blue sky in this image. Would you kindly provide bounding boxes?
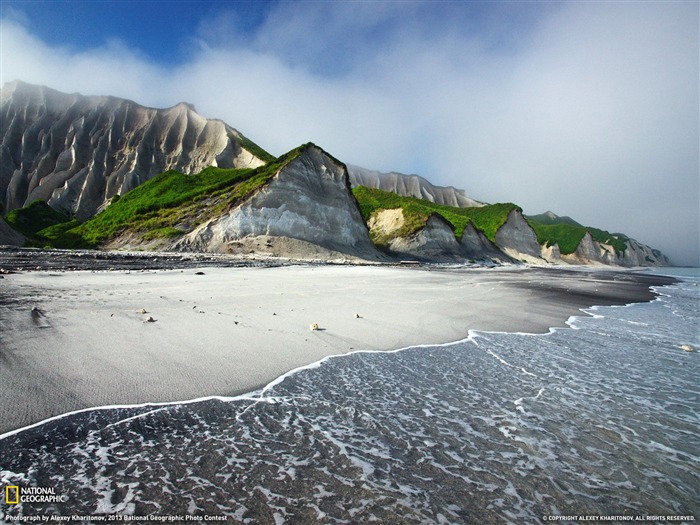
[1,0,698,264]
[3,1,542,70]
[3,0,277,65]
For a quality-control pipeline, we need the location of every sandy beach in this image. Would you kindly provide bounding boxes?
[0,262,675,435]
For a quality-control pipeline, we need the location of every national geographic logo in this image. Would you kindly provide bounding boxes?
[5,486,19,505]
[4,486,68,504]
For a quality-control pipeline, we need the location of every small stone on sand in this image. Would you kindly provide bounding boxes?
[680,344,693,352]
[310,323,319,331]
[138,308,148,314]
[145,316,156,323]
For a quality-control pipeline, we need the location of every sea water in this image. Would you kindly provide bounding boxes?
[1,275,698,524]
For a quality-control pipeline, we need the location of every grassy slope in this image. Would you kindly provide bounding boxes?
[526,223,587,254]
[4,200,76,247]
[352,186,518,245]
[5,200,72,237]
[34,144,309,249]
[527,219,628,255]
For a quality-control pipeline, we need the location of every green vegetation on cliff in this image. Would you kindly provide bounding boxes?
[69,166,254,247]
[527,214,628,255]
[526,223,587,254]
[19,144,311,249]
[4,200,76,247]
[5,200,72,237]
[352,186,518,243]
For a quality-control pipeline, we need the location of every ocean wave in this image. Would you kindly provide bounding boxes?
[1,281,698,523]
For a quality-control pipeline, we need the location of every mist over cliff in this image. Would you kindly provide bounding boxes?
[0,81,268,219]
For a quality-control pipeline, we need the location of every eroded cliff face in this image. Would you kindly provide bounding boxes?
[619,239,670,266]
[540,243,561,263]
[1,81,266,219]
[558,233,669,266]
[366,209,506,262]
[460,223,508,261]
[178,145,381,260]
[560,233,611,265]
[384,214,464,261]
[348,165,484,208]
[494,210,543,262]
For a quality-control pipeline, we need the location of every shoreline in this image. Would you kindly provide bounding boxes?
[0,262,677,435]
[0,278,679,444]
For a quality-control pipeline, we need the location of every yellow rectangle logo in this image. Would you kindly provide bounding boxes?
[5,485,19,505]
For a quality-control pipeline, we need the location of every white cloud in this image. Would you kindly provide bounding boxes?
[450,2,699,264]
[0,20,165,102]
[0,1,697,264]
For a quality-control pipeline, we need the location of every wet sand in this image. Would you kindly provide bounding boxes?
[0,260,676,435]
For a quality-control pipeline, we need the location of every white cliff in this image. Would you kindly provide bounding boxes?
[0,81,267,219]
[618,239,670,266]
[366,208,507,262]
[559,233,669,266]
[348,165,484,208]
[560,233,611,265]
[494,210,544,263]
[178,145,381,260]
[460,222,509,262]
[383,213,464,261]
[540,243,562,263]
